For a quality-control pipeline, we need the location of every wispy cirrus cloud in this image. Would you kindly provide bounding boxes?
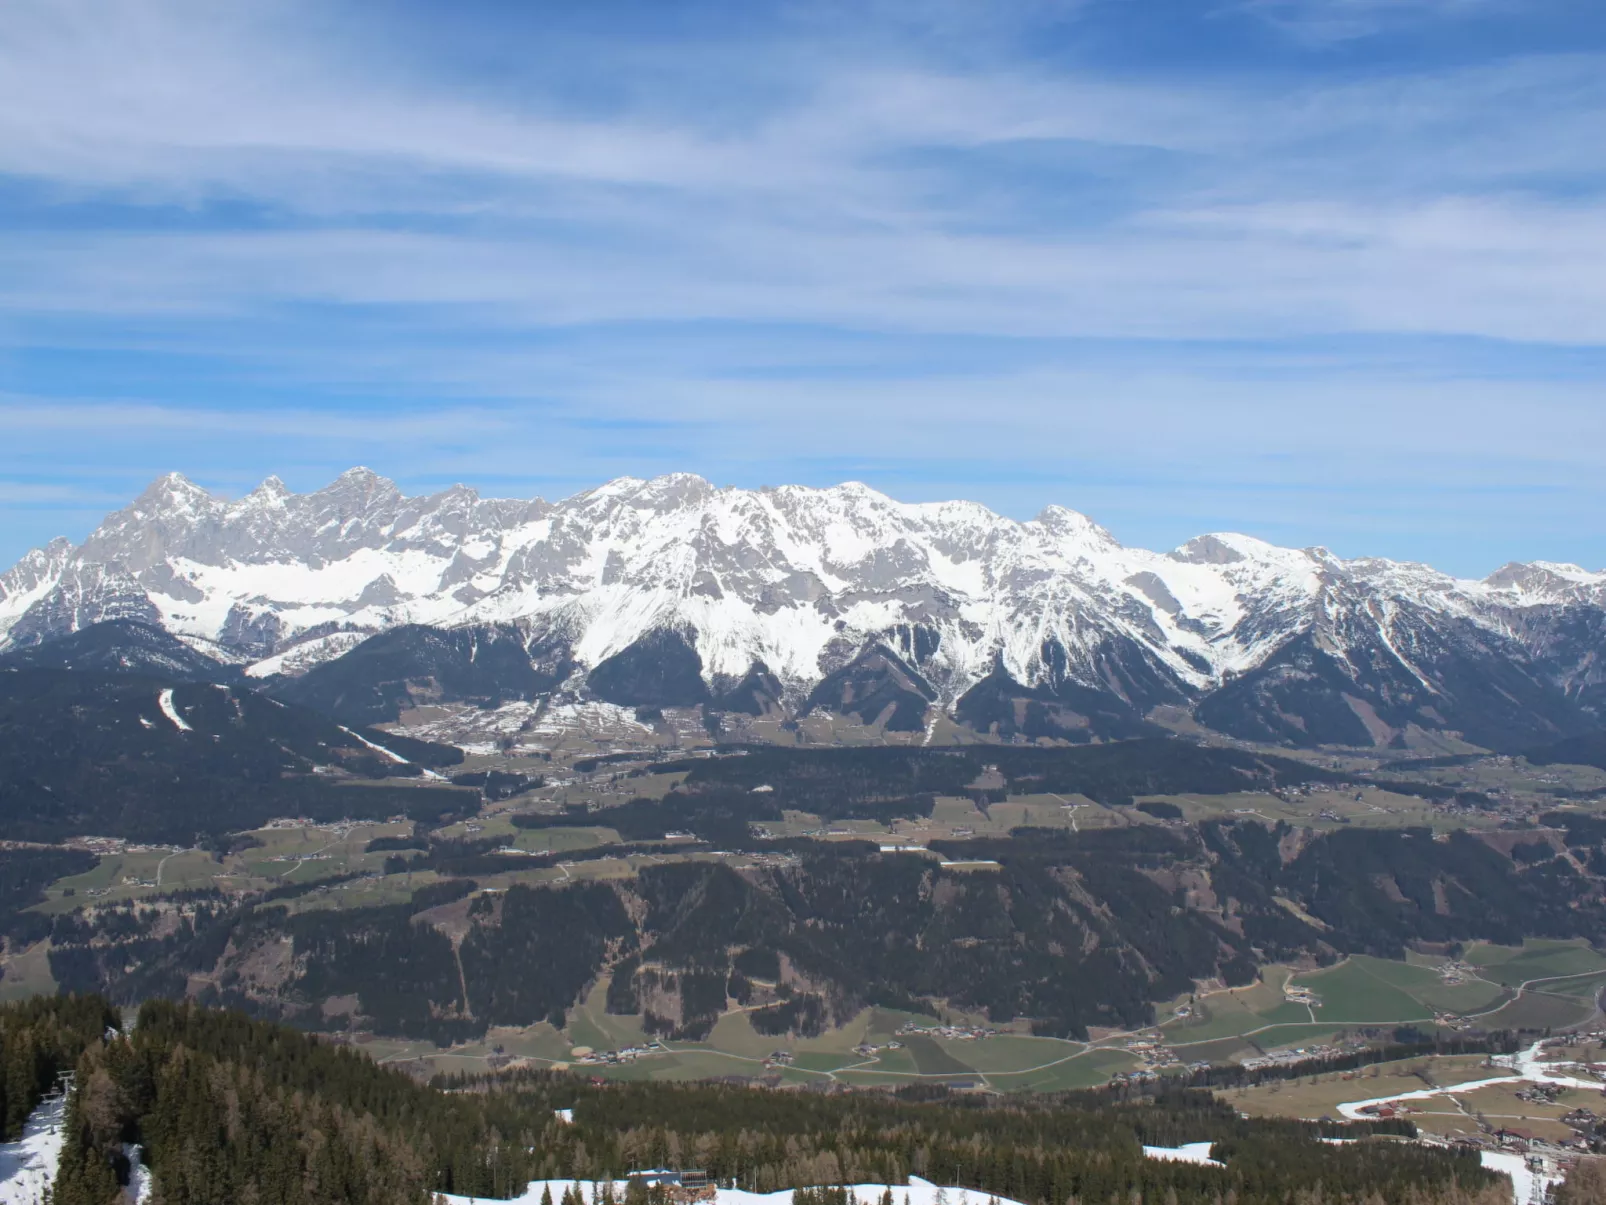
[1237,0,1531,43]
[0,0,1603,573]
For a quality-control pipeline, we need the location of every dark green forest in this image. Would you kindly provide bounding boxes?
[19,997,1507,1205]
[34,812,1606,1046]
[0,668,468,842]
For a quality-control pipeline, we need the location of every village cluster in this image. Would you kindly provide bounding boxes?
[895,1022,996,1041]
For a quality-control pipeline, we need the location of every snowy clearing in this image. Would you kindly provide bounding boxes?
[157,687,192,732]
[441,1176,1027,1205]
[0,1090,67,1205]
[1480,1151,1562,1205]
[338,726,445,779]
[1141,1143,1224,1169]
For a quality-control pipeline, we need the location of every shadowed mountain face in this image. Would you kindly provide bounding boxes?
[0,619,233,682]
[268,623,571,725]
[587,628,710,708]
[954,663,1157,743]
[805,644,935,731]
[0,668,464,843]
[1525,729,1606,772]
[1196,616,1588,753]
[3,469,1605,749]
[709,661,786,716]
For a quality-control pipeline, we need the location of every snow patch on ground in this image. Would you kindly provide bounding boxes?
[1480,1151,1561,1205]
[1141,1142,1224,1169]
[244,630,370,678]
[1330,1041,1597,1205]
[394,699,677,755]
[1336,1040,1603,1121]
[157,687,192,732]
[339,726,445,779]
[441,1178,1026,1205]
[0,1090,67,1205]
[124,1144,153,1203]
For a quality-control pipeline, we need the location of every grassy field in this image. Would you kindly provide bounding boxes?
[997,1047,1140,1092]
[1289,959,1437,1024]
[1226,1053,1507,1125]
[359,989,1131,1091]
[28,820,421,914]
[0,938,57,1004]
[1475,991,1600,1031]
[359,938,1600,1085]
[1463,939,1606,986]
[1158,942,1606,1056]
[1454,940,1606,1030]
[1135,787,1508,833]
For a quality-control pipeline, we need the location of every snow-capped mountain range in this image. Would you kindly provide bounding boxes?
[4,468,1604,751]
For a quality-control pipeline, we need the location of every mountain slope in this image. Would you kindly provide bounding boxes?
[3,469,1604,750]
[0,619,233,682]
[268,622,571,725]
[0,667,465,842]
[804,643,935,731]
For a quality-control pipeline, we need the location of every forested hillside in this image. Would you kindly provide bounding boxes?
[0,667,468,842]
[38,817,1606,1046]
[24,997,1504,1205]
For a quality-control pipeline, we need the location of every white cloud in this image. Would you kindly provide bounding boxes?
[0,1,1600,346]
[4,182,1605,344]
[1238,0,1525,43]
[0,482,124,504]
[0,397,515,443]
[0,0,1603,572]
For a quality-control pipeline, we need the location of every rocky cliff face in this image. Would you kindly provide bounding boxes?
[4,468,1603,749]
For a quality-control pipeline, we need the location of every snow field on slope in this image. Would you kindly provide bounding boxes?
[157,688,192,732]
[441,1177,1028,1205]
[10,470,1604,703]
[0,1091,67,1205]
[1140,1143,1224,1169]
[243,631,371,678]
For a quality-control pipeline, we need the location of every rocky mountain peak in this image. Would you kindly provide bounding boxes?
[1485,560,1605,598]
[4,469,1605,753]
[1032,504,1117,549]
[133,471,217,516]
[244,476,291,505]
[1169,532,1277,566]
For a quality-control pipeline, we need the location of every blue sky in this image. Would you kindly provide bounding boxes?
[1,0,1604,575]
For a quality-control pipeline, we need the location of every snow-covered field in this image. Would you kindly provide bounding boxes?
[395,699,666,755]
[441,1177,1027,1205]
[0,1091,66,1205]
[1140,1143,1224,1169]
[1478,1152,1560,1205]
[0,1090,152,1205]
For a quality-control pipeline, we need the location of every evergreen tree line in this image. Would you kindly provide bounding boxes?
[31,997,1511,1205]
[37,815,1606,1048]
[438,1069,1498,1205]
[652,742,1346,813]
[51,998,555,1203]
[0,846,99,945]
[0,993,117,1140]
